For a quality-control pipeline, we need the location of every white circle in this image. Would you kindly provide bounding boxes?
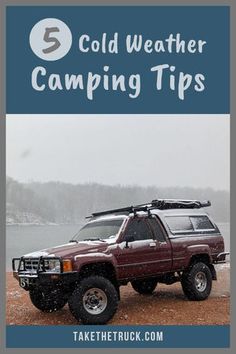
[29,18,72,61]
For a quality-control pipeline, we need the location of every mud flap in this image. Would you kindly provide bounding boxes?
[208,264,217,280]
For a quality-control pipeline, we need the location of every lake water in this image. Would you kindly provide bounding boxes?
[6,223,230,271]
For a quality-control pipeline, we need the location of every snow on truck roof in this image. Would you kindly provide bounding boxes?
[151,208,210,216]
[87,214,128,223]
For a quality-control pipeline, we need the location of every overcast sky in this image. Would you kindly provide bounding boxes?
[6,115,230,191]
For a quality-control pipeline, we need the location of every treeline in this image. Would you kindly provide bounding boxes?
[6,176,230,224]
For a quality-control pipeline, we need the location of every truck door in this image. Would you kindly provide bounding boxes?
[147,216,172,273]
[116,216,170,279]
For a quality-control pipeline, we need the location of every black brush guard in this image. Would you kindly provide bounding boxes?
[12,256,63,275]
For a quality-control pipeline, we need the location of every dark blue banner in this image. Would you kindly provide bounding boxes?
[6,325,230,348]
[6,6,229,114]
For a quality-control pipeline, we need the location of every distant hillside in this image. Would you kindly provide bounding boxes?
[6,177,230,225]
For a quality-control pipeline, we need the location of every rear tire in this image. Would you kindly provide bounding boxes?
[29,288,67,312]
[181,262,212,300]
[68,276,118,325]
[131,278,157,294]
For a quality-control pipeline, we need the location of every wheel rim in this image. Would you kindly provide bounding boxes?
[82,288,107,315]
[195,271,207,292]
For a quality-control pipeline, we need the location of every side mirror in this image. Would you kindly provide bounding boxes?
[124,234,135,248]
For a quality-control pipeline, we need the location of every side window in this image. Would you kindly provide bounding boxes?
[165,216,193,233]
[190,216,215,231]
[124,219,153,241]
[148,218,166,242]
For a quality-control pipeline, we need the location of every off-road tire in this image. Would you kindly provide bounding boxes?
[29,288,67,312]
[131,278,157,294]
[68,276,118,325]
[181,262,212,301]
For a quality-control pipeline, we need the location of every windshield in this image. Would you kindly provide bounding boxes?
[73,219,124,241]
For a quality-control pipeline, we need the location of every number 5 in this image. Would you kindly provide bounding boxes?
[43,27,61,54]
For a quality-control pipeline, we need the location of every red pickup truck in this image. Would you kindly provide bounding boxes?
[12,199,229,324]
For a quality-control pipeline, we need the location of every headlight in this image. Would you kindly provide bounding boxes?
[44,259,61,273]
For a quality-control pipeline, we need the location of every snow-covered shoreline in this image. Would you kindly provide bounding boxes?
[6,222,59,226]
[6,222,81,226]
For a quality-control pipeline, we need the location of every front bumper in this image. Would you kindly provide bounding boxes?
[12,257,78,290]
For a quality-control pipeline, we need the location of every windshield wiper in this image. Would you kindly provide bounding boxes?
[69,239,78,243]
[83,238,105,242]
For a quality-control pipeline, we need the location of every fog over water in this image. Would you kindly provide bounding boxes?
[6,115,229,190]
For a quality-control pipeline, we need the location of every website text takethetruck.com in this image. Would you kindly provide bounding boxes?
[73,330,163,343]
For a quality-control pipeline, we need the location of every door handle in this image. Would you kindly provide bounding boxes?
[149,242,156,247]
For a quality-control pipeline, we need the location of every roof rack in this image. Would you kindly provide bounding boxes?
[86,199,211,218]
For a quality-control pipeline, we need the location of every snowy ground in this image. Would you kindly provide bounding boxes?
[6,265,230,325]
